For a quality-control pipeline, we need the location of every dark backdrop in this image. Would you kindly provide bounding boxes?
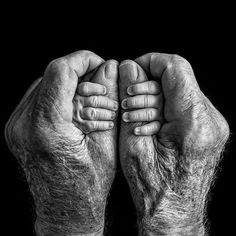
[1,7,235,236]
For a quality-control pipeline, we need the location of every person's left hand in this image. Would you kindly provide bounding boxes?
[5,50,119,236]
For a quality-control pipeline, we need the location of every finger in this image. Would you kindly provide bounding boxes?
[78,82,107,96]
[135,53,170,78]
[122,108,160,122]
[44,50,104,102]
[81,95,118,111]
[83,120,114,133]
[127,81,161,95]
[81,107,116,121]
[121,95,162,109]
[85,60,119,102]
[65,50,104,78]
[119,60,148,102]
[134,121,161,136]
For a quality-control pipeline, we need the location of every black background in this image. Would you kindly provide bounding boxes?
[1,4,235,235]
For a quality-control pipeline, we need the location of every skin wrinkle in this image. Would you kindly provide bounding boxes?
[5,51,230,235]
[132,135,227,236]
[12,135,107,236]
[5,52,118,236]
[119,54,230,236]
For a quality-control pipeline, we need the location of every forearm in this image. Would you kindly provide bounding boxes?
[35,221,104,236]
[132,141,226,236]
[137,192,206,236]
[27,149,106,236]
[7,137,106,236]
[136,183,207,236]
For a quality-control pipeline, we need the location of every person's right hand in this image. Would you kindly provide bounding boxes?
[5,50,119,236]
[119,54,229,236]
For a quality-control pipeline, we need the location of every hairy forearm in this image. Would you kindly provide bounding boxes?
[4,80,109,235]
[127,138,227,236]
[32,154,105,236]
[6,133,106,236]
[137,188,206,236]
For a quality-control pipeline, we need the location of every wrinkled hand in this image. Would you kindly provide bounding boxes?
[5,51,118,236]
[119,54,229,236]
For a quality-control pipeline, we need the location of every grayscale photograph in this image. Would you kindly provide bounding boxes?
[1,4,234,236]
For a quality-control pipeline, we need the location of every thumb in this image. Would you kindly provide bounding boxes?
[38,50,104,122]
[135,53,201,122]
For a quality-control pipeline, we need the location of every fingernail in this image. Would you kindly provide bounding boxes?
[109,122,114,128]
[103,86,107,95]
[119,61,138,81]
[113,102,119,111]
[134,127,141,135]
[122,112,129,122]
[121,99,128,109]
[127,86,134,95]
[111,112,116,120]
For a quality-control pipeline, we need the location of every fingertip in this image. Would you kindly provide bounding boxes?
[121,99,128,109]
[113,101,119,111]
[127,86,134,95]
[111,112,116,120]
[102,86,107,95]
[122,112,129,122]
[134,127,141,135]
[109,122,114,129]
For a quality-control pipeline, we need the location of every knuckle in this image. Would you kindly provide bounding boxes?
[89,108,96,120]
[85,108,96,120]
[78,50,93,57]
[147,81,152,91]
[47,58,68,74]
[90,121,97,130]
[130,97,136,107]
[134,112,139,120]
[147,109,153,121]
[91,96,98,107]
[85,121,96,131]
[144,95,149,107]
[171,54,192,70]
[106,99,111,108]
[81,82,89,94]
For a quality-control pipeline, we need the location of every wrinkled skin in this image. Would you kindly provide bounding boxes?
[5,50,230,236]
[119,54,229,236]
[5,51,118,236]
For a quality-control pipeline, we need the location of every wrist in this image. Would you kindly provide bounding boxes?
[35,218,104,236]
[138,199,206,236]
[138,218,205,236]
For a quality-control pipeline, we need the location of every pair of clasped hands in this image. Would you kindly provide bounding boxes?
[6,50,229,235]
